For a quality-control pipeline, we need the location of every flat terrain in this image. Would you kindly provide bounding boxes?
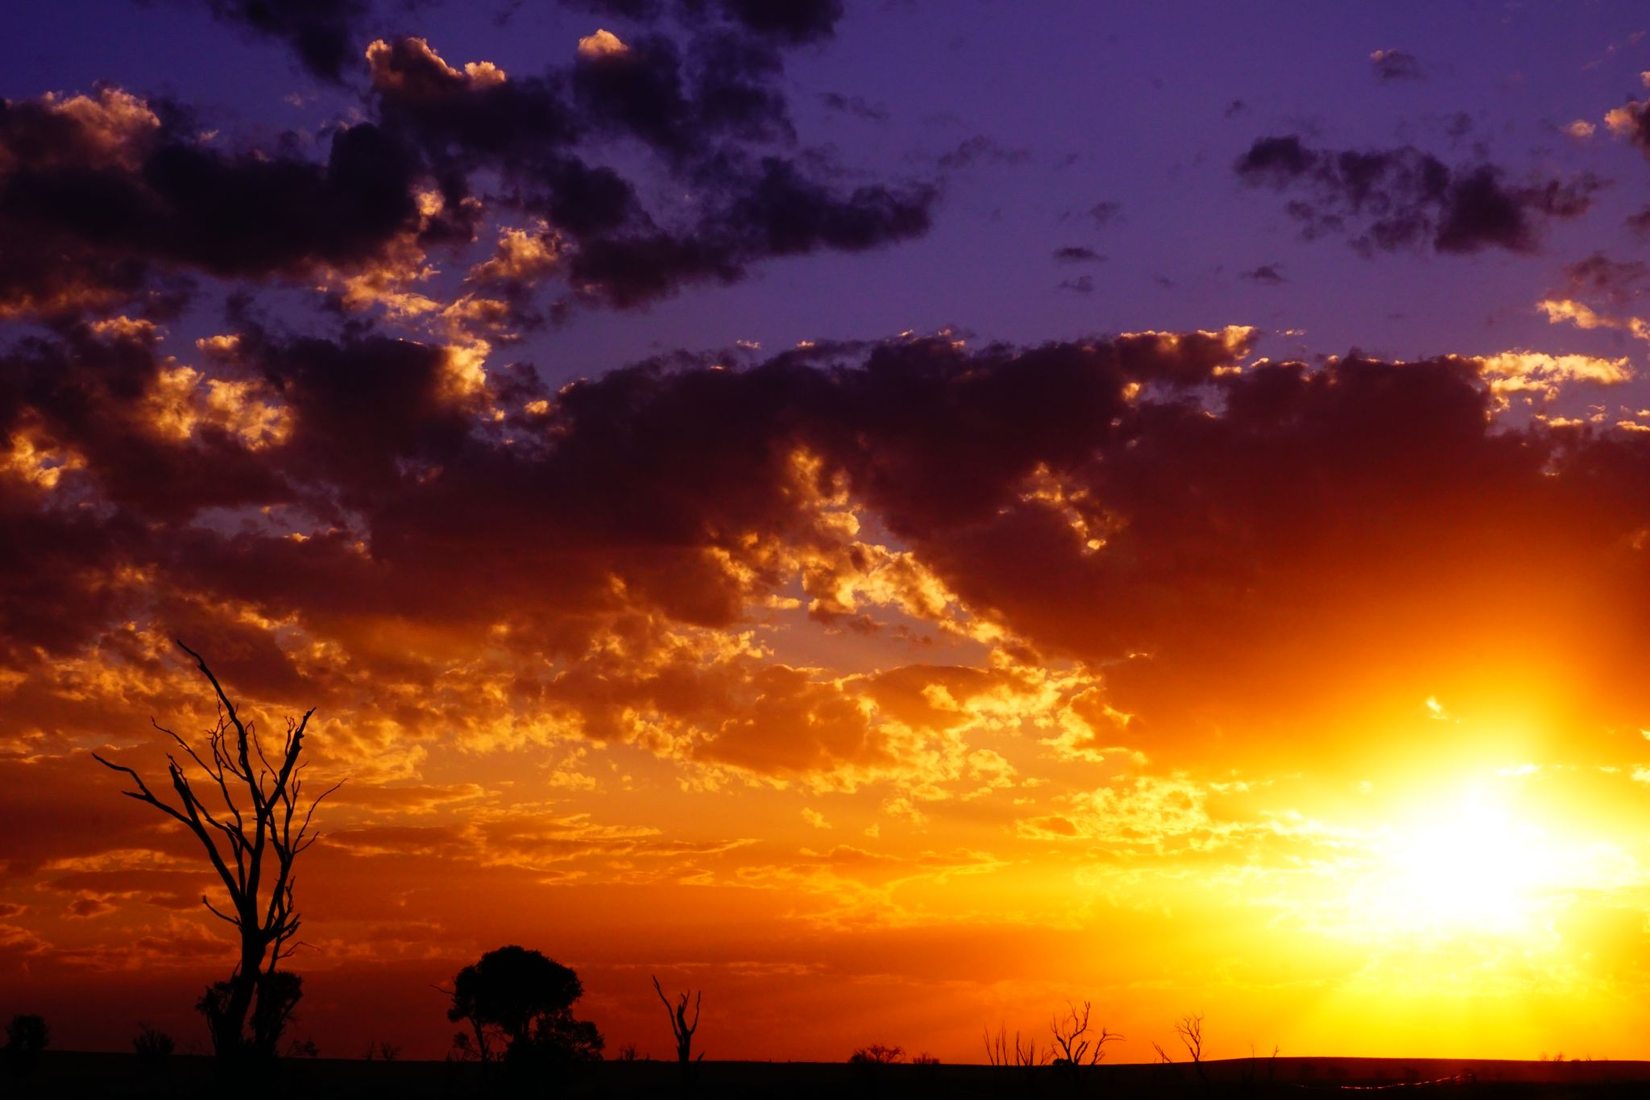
[8,1052,1650,1099]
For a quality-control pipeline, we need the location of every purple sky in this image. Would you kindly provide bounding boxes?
[10,1,1649,385]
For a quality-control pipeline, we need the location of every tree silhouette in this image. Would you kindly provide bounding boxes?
[652,974,703,1073]
[983,1024,1049,1067]
[446,946,603,1065]
[1049,1000,1117,1067]
[92,641,338,1064]
[4,1014,48,1077]
[652,974,703,1092]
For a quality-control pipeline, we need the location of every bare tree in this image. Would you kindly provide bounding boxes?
[1175,1013,1204,1064]
[983,1024,1050,1068]
[653,975,703,1089]
[1049,1001,1118,1067]
[1158,1013,1206,1090]
[93,641,338,1063]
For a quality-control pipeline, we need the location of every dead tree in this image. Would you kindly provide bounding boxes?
[983,1024,1050,1067]
[1049,1001,1117,1067]
[1157,1013,1206,1091]
[93,641,338,1063]
[653,975,703,1087]
[1175,1013,1203,1063]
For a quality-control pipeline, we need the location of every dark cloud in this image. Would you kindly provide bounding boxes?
[1559,253,1649,308]
[361,30,935,310]
[722,156,934,257]
[197,0,367,82]
[559,0,666,18]
[1369,48,1423,81]
[560,0,842,42]
[572,32,697,154]
[1234,134,1600,254]
[936,135,1031,170]
[0,7,934,323]
[10,316,1650,765]
[1607,96,1650,156]
[820,92,888,122]
[1053,246,1104,264]
[1240,264,1285,284]
[0,88,420,316]
[1089,200,1121,226]
[707,0,843,44]
[689,31,795,141]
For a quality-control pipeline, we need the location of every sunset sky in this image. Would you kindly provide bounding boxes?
[11,0,1650,1065]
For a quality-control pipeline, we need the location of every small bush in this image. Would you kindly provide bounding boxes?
[849,1043,905,1065]
[133,1024,175,1070]
[5,1014,49,1076]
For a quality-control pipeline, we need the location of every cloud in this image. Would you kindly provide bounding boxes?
[0,11,933,328]
[1240,264,1285,284]
[577,27,630,59]
[362,32,934,310]
[9,317,1650,801]
[194,0,367,82]
[1234,134,1600,254]
[712,0,843,44]
[559,0,843,43]
[1053,246,1104,264]
[0,87,421,319]
[1369,49,1424,81]
[1558,253,1650,310]
[1604,96,1650,155]
[820,92,888,122]
[1472,350,1631,401]
[936,136,1031,171]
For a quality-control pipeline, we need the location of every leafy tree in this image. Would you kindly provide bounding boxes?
[133,1023,176,1070]
[446,945,604,1065]
[849,1043,905,1064]
[4,1013,48,1076]
[93,642,339,1065]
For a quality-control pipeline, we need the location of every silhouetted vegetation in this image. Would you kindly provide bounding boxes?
[653,975,703,1091]
[983,1023,1050,1067]
[93,641,338,1070]
[1049,1001,1116,1068]
[849,1043,905,1065]
[446,945,604,1067]
[4,1013,48,1078]
[131,1024,174,1071]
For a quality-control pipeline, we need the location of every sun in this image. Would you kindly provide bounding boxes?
[1345,781,1574,943]
[1374,787,1559,935]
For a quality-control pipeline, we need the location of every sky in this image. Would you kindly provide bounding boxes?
[9,0,1650,1065]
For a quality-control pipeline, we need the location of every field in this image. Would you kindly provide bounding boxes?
[9,1053,1650,1100]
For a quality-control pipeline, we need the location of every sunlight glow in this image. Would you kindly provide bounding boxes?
[1330,778,1625,950]
[1368,786,1559,935]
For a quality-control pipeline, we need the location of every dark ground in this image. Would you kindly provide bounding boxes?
[8,1052,1650,1099]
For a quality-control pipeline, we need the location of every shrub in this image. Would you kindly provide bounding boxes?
[5,1014,49,1076]
[849,1043,905,1065]
[133,1024,175,1070]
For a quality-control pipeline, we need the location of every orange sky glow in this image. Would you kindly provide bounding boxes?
[11,338,1650,1061]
